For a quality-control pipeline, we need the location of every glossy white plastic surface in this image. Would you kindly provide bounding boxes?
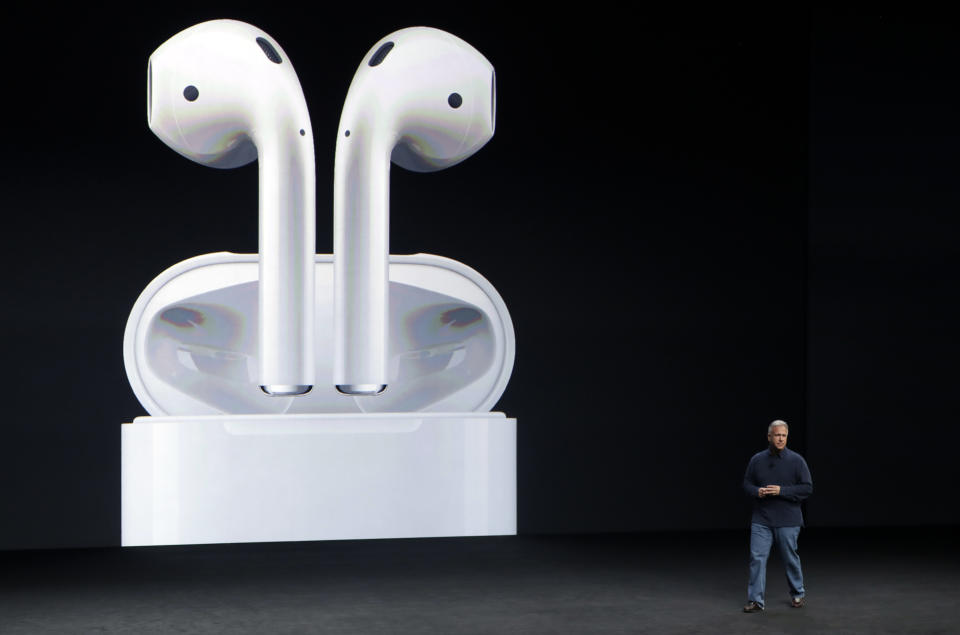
[334,27,495,393]
[148,20,315,393]
[121,413,516,546]
[124,253,514,416]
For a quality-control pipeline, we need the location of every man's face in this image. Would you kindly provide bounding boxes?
[768,425,788,451]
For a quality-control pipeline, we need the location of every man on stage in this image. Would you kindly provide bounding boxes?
[742,420,813,613]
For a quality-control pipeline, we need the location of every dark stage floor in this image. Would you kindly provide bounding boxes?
[1,528,958,634]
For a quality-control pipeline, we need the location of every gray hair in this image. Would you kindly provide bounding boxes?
[768,420,789,434]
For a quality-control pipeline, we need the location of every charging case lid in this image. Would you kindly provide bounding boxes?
[124,253,514,416]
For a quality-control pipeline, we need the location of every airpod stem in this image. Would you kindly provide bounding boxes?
[258,132,316,395]
[334,129,390,394]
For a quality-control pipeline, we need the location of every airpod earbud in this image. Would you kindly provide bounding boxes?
[333,27,496,395]
[148,19,315,396]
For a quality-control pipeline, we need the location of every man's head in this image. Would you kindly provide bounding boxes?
[767,420,788,452]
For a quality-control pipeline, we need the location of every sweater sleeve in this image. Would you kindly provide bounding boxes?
[743,455,760,498]
[779,456,813,502]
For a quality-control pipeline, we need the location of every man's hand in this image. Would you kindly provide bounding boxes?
[759,485,781,497]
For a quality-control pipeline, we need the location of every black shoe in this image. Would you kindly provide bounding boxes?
[743,601,764,613]
[791,596,805,608]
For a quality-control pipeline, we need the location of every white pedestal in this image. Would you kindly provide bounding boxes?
[121,413,516,547]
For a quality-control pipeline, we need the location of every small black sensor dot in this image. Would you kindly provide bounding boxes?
[300,129,305,136]
[448,92,463,108]
[345,130,351,137]
[183,85,199,101]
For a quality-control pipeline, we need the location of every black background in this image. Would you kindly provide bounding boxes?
[1,7,956,550]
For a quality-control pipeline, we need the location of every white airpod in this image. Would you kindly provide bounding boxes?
[333,27,496,395]
[148,19,315,396]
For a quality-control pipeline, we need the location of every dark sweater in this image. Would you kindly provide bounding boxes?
[742,447,813,527]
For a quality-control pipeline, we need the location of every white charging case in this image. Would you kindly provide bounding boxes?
[121,253,516,546]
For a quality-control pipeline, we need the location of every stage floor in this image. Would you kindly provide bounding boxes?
[2,527,957,634]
